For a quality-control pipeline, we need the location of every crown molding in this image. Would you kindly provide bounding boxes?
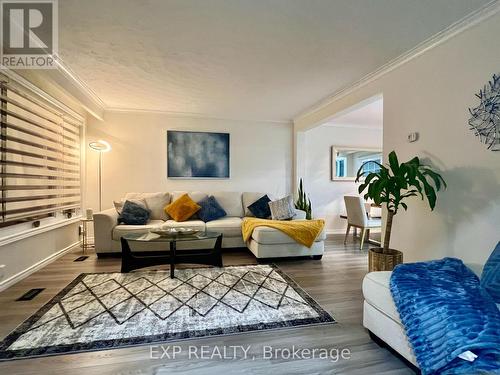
[0,68,85,122]
[294,0,500,123]
[0,56,106,120]
[105,106,292,125]
[322,123,382,131]
[53,55,107,110]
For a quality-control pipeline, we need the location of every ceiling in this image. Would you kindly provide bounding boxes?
[322,98,383,129]
[58,0,491,122]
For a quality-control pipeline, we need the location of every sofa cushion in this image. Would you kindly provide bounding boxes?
[198,196,227,222]
[162,220,206,231]
[118,201,151,225]
[165,193,201,222]
[481,241,500,303]
[171,191,208,203]
[269,195,296,220]
[124,192,144,200]
[243,192,269,217]
[114,198,147,215]
[125,192,170,221]
[112,220,164,240]
[251,226,326,245]
[362,271,400,323]
[113,200,124,214]
[210,191,244,217]
[247,195,272,219]
[170,191,207,220]
[206,217,243,237]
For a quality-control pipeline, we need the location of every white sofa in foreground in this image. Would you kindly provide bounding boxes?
[362,271,418,366]
[93,191,326,259]
[362,263,485,368]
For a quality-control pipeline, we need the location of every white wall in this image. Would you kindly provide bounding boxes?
[304,126,383,232]
[86,111,292,210]
[295,12,500,264]
[0,224,80,289]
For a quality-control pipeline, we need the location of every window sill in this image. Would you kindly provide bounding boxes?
[0,217,82,247]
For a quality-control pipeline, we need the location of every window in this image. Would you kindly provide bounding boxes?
[361,158,382,174]
[331,148,382,180]
[0,76,82,232]
[335,157,346,177]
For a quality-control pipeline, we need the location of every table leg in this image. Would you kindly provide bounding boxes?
[121,238,132,273]
[214,234,223,267]
[82,222,86,254]
[170,241,176,278]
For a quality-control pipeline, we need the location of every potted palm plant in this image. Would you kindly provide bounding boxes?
[356,151,446,271]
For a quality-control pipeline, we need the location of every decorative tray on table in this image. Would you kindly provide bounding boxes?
[150,227,200,237]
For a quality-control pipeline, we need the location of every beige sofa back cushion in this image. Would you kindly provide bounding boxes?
[210,191,244,217]
[125,192,170,221]
[171,191,208,203]
[121,191,274,220]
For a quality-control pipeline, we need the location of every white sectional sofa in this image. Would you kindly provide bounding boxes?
[362,271,418,366]
[362,263,485,368]
[93,191,326,259]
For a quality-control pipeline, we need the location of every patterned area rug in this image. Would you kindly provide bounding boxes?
[0,264,335,360]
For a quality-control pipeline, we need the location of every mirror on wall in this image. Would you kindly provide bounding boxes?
[331,147,383,181]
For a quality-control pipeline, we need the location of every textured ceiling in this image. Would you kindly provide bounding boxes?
[323,98,383,129]
[59,0,490,121]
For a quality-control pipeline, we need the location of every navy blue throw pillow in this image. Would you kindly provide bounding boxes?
[247,195,271,219]
[197,196,227,222]
[118,200,150,225]
[481,241,500,303]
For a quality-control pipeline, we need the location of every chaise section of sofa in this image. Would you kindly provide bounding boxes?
[246,217,326,259]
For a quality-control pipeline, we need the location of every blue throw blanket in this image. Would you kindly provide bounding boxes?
[390,258,500,374]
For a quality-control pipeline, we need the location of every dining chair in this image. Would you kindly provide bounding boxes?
[344,196,382,250]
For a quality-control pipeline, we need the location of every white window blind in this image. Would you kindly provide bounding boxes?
[0,76,82,228]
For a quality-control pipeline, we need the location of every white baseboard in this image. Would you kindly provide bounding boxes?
[0,241,80,292]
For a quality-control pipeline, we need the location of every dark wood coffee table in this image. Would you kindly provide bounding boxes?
[120,231,223,278]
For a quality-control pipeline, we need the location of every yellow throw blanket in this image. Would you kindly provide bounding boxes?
[242,218,325,248]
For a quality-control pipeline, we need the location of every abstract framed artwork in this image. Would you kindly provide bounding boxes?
[468,73,500,151]
[167,130,230,178]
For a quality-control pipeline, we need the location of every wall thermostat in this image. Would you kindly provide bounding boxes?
[407,132,419,143]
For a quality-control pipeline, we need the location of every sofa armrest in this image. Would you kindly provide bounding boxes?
[93,208,118,253]
[293,209,307,220]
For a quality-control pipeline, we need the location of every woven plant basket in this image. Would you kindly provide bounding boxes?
[368,248,403,272]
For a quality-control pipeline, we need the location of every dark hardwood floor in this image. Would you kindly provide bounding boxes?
[0,234,414,374]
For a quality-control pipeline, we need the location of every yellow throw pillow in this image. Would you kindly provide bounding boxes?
[164,193,201,222]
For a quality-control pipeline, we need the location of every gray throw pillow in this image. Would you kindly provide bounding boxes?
[114,198,147,214]
[269,195,296,220]
[118,201,151,225]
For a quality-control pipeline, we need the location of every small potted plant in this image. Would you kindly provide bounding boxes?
[295,178,312,219]
[356,151,446,271]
